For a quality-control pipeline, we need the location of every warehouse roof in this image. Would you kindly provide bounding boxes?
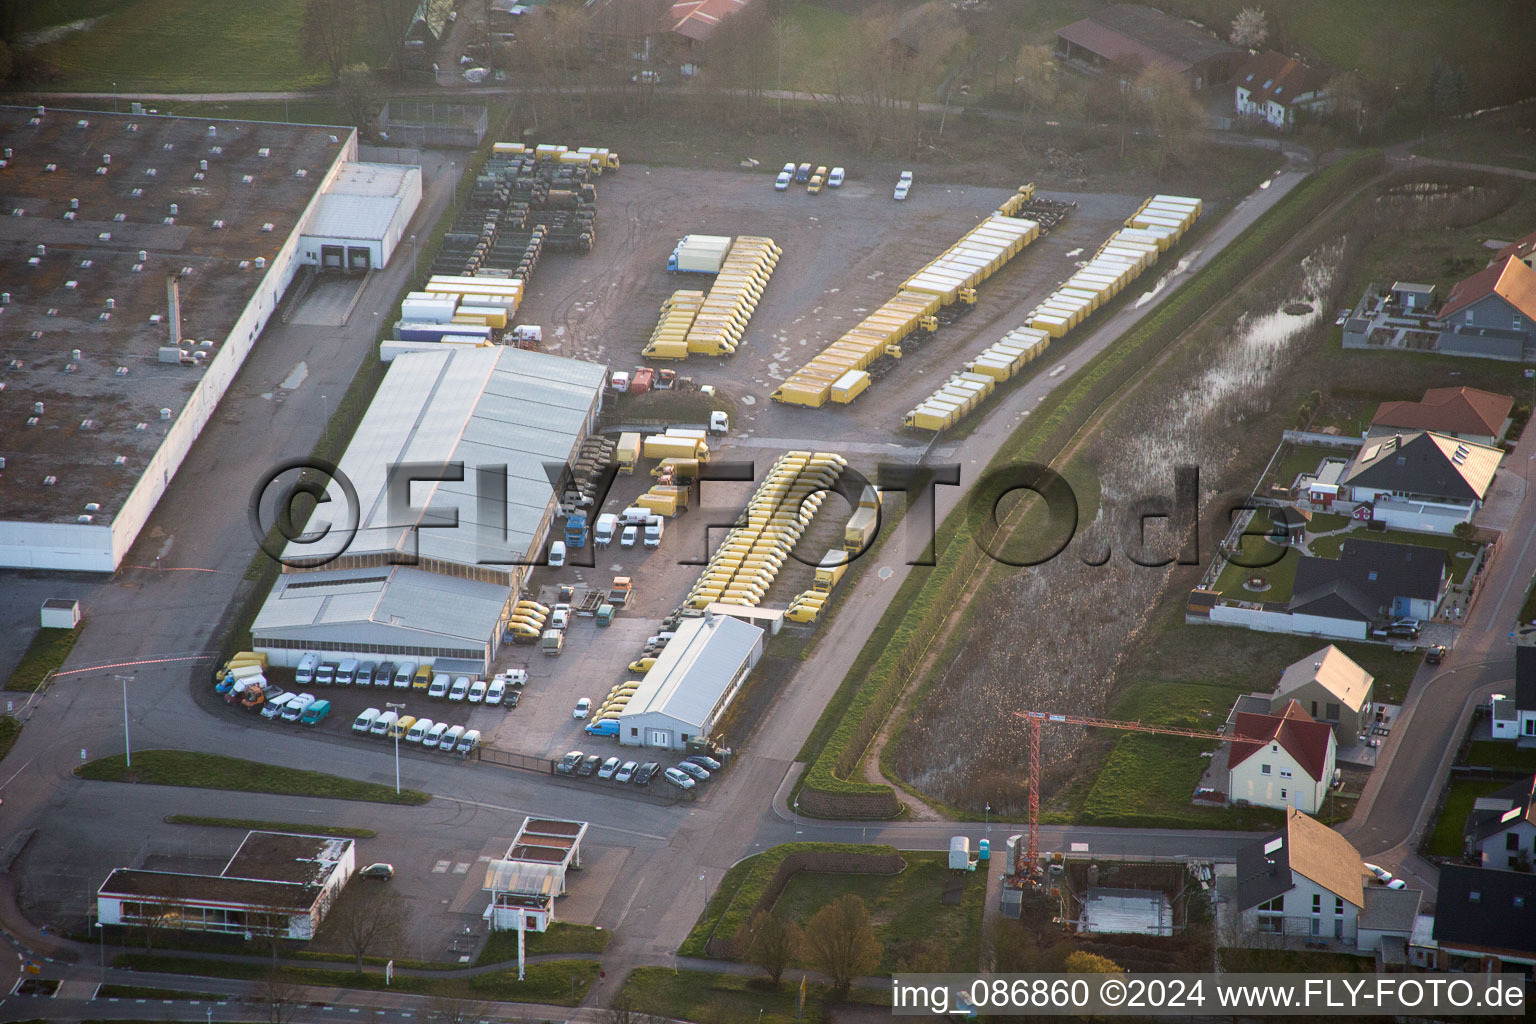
[1055,4,1240,75]
[279,347,606,568]
[305,192,404,242]
[98,831,351,912]
[253,565,509,644]
[0,106,348,523]
[622,614,763,730]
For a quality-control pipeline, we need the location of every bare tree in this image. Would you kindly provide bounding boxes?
[336,63,382,135]
[372,0,419,79]
[427,994,492,1024]
[255,969,302,1024]
[804,894,881,999]
[1228,7,1269,48]
[302,0,359,81]
[596,994,661,1024]
[245,909,292,965]
[742,909,802,986]
[1012,43,1059,116]
[1133,65,1206,173]
[325,887,407,971]
[132,896,182,953]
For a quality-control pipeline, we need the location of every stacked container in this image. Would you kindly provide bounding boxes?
[681,451,846,609]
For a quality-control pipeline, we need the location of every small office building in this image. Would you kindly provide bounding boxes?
[619,613,764,750]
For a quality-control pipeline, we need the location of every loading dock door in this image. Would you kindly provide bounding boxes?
[320,244,345,270]
[346,246,372,272]
[648,729,671,748]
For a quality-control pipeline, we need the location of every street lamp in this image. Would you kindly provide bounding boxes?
[385,702,406,794]
[114,674,134,767]
[985,803,990,832]
[320,393,329,444]
[94,919,104,981]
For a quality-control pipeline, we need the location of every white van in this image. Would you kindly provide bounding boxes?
[406,718,435,744]
[370,711,398,737]
[644,515,664,549]
[352,707,381,733]
[620,506,650,526]
[315,662,336,685]
[337,658,359,685]
[548,540,567,567]
[485,677,506,706]
[594,513,619,548]
[438,725,465,752]
[449,676,470,702]
[295,653,319,685]
[429,673,450,698]
[423,722,449,747]
[456,729,481,754]
[393,662,415,688]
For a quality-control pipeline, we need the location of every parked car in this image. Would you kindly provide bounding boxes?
[663,766,696,790]
[393,662,415,688]
[548,540,567,567]
[375,661,396,688]
[597,756,621,780]
[635,762,660,786]
[295,653,319,685]
[685,754,722,771]
[439,725,465,752]
[356,661,376,687]
[893,170,912,200]
[556,750,585,775]
[807,167,825,194]
[485,678,506,705]
[1388,619,1421,638]
[468,679,487,703]
[353,708,381,734]
[423,722,449,747]
[406,718,435,744]
[1425,644,1447,665]
[448,676,470,702]
[456,729,481,754]
[615,760,637,783]
[280,693,316,722]
[412,664,433,690]
[795,162,812,182]
[359,863,395,880]
[675,760,710,781]
[337,658,359,685]
[573,697,592,719]
[316,662,337,686]
[828,166,845,187]
[577,754,602,777]
[774,170,792,191]
[621,524,638,548]
[429,674,450,699]
[261,693,295,720]
[506,668,528,687]
[781,161,796,177]
[505,690,520,709]
[551,604,571,630]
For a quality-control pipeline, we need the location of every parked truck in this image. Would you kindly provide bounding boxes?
[642,435,710,462]
[667,234,734,274]
[608,576,633,607]
[845,506,878,553]
[540,629,565,656]
[565,511,589,549]
[615,432,642,474]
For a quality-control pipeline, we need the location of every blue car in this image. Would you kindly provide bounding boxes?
[584,718,620,737]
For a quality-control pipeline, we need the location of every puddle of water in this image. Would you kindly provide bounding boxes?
[279,361,309,390]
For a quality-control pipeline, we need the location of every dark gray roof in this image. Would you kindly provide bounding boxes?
[1517,647,1536,711]
[1359,886,1421,933]
[1225,693,1271,728]
[1288,540,1446,622]
[1235,824,1292,912]
[1343,431,1498,502]
[1433,865,1536,955]
[1465,775,1535,844]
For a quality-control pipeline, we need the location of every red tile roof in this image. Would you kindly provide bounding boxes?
[1235,50,1329,108]
[1371,386,1514,438]
[1229,699,1333,783]
[1440,255,1536,322]
[668,0,749,42]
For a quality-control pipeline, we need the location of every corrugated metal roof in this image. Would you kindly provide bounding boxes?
[304,192,404,242]
[281,348,606,566]
[621,615,763,730]
[483,859,562,896]
[253,565,508,642]
[328,162,418,199]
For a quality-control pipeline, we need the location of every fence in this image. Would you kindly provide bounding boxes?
[380,101,488,149]
[1280,430,1365,449]
[476,746,555,774]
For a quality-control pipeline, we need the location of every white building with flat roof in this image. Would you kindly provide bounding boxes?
[619,613,764,750]
[299,161,422,271]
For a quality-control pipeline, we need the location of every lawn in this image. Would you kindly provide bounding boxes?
[78,750,430,805]
[1425,778,1509,857]
[28,0,391,92]
[1079,733,1282,832]
[1263,445,1343,493]
[1210,510,1299,604]
[5,626,82,692]
[1516,580,1536,630]
[164,815,376,838]
[618,967,885,1024]
[111,954,598,1006]
[771,852,986,973]
[0,716,21,764]
[476,923,610,963]
[1307,525,1479,583]
[1464,742,1536,773]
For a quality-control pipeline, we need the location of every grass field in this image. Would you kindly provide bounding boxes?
[5,626,82,692]
[476,923,610,963]
[0,716,21,764]
[163,815,375,838]
[619,967,885,1024]
[1425,778,1508,857]
[771,852,985,974]
[1307,526,1478,577]
[1464,742,1536,773]
[26,0,390,92]
[1210,510,1298,604]
[78,750,430,805]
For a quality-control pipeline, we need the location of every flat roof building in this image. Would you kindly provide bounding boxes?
[97,831,355,941]
[619,613,764,751]
[483,817,588,933]
[252,346,607,671]
[300,161,422,272]
[0,107,359,571]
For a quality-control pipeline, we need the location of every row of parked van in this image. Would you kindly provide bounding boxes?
[295,653,419,688]
[351,707,481,754]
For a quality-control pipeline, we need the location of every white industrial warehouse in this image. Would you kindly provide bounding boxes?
[619,613,765,750]
[252,345,607,671]
[0,107,421,572]
[299,161,423,272]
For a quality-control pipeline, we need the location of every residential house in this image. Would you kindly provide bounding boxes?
[1228,700,1337,813]
[1341,430,1502,533]
[1491,692,1519,739]
[1287,539,1448,637]
[1233,51,1332,129]
[668,0,751,47]
[583,0,672,61]
[1358,887,1423,968]
[1436,255,1536,361]
[1369,387,1514,447]
[1463,774,1536,870]
[1491,228,1536,272]
[1272,645,1376,743]
[1433,865,1536,969]
[1234,808,1365,943]
[1514,646,1536,739]
[1053,4,1243,90]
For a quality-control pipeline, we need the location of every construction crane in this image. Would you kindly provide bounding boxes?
[1011,711,1230,882]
